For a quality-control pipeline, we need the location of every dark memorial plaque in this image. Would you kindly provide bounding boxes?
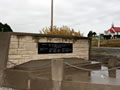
[38,43,73,54]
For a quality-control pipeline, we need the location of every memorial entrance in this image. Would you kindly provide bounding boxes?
[0,32,119,90]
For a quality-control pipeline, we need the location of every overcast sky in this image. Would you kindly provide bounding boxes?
[0,0,120,36]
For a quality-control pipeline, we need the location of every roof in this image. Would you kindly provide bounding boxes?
[109,27,120,33]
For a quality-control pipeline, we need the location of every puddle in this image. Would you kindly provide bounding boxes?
[91,66,109,78]
[0,87,16,90]
[90,66,120,85]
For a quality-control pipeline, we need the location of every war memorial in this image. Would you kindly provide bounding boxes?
[0,32,120,90]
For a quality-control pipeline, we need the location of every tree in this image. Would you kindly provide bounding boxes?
[87,31,93,38]
[92,32,97,36]
[87,31,97,38]
[3,24,13,32]
[0,22,3,32]
[40,26,83,37]
[0,22,13,32]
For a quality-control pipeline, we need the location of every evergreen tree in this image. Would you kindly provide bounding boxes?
[0,22,4,32]
[3,24,13,32]
[0,22,13,32]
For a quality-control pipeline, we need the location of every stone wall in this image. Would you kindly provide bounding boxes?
[7,33,89,68]
[0,33,11,86]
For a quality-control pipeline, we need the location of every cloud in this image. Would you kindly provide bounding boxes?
[0,0,120,36]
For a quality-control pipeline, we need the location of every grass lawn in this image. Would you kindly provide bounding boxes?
[92,39,120,47]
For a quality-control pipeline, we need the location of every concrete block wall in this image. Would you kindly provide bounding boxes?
[6,33,89,68]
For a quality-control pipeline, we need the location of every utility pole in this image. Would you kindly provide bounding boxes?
[51,0,54,32]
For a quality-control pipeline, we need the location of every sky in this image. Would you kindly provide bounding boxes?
[0,0,120,36]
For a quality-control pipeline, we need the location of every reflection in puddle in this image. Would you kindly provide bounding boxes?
[91,66,120,79]
[0,87,16,90]
[91,66,109,78]
[90,66,120,85]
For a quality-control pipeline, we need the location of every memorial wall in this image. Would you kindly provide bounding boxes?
[0,32,90,69]
[7,32,90,68]
[0,32,91,89]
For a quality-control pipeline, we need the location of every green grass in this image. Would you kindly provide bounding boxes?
[92,39,120,47]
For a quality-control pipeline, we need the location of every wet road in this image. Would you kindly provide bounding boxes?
[92,47,120,55]
[91,47,120,62]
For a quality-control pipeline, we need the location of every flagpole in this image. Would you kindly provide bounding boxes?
[51,0,53,32]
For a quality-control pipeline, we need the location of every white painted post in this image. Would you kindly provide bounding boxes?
[51,59,64,90]
[98,35,100,48]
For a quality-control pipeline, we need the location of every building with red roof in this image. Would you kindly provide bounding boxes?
[109,25,120,34]
[105,24,120,36]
